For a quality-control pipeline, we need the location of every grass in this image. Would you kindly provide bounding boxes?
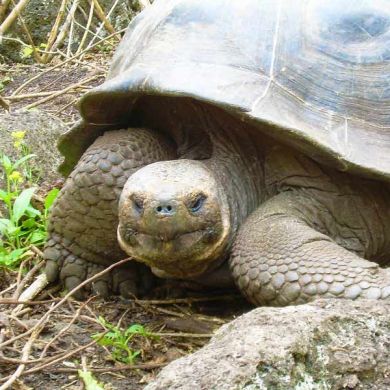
[0,131,59,268]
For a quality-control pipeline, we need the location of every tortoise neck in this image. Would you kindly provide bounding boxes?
[200,107,265,237]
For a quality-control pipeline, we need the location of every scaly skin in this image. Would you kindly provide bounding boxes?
[44,101,390,304]
[44,128,175,299]
[230,147,390,305]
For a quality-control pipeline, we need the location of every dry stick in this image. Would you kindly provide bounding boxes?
[12,260,44,302]
[66,5,75,57]
[11,28,126,96]
[0,0,30,38]
[153,332,213,338]
[6,89,81,101]
[76,0,93,55]
[11,273,49,316]
[0,95,9,111]
[14,333,107,377]
[7,91,58,100]
[0,0,12,22]
[43,0,80,64]
[40,297,95,359]
[0,257,132,350]
[48,362,166,374]
[10,0,42,63]
[135,295,242,305]
[88,0,119,39]
[0,298,61,305]
[30,245,44,257]
[23,74,102,110]
[56,96,79,114]
[0,320,45,390]
[85,0,121,50]
[14,259,29,296]
[0,283,16,297]
[41,0,69,63]
[72,16,112,52]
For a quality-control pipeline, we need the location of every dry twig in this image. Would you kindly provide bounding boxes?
[42,0,69,62]
[43,0,80,64]
[0,257,131,349]
[22,74,102,110]
[12,28,126,96]
[12,260,44,302]
[40,296,95,358]
[76,0,93,54]
[88,0,119,39]
[0,0,30,38]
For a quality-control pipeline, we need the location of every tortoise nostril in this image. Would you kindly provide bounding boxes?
[155,203,175,215]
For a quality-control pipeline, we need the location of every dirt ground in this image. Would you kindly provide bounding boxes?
[0,53,251,389]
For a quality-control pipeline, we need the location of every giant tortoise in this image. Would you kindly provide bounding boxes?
[44,0,390,306]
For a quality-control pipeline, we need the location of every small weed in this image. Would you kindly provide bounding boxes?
[20,43,47,59]
[92,316,158,364]
[78,370,106,390]
[0,76,13,93]
[0,132,59,268]
[95,38,116,54]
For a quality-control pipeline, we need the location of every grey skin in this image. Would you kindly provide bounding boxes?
[44,0,390,305]
[45,99,390,305]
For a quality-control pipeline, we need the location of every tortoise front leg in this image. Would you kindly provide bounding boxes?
[44,128,175,299]
[230,193,390,306]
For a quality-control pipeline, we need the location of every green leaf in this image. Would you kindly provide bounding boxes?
[21,45,34,59]
[13,154,36,169]
[25,205,41,217]
[0,189,10,203]
[1,155,12,172]
[0,218,12,234]
[0,248,26,267]
[22,218,37,228]
[126,324,146,335]
[78,371,105,390]
[30,230,46,243]
[12,187,36,224]
[44,188,59,211]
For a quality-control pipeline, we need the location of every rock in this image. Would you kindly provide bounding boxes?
[145,299,390,390]
[0,110,67,185]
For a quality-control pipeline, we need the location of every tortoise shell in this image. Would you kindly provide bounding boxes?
[59,0,390,181]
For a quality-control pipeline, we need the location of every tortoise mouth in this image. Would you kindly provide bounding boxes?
[118,224,221,269]
[121,226,217,245]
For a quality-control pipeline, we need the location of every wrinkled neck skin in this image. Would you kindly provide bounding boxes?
[197,107,265,243]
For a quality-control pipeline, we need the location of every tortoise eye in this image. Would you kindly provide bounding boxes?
[188,194,206,213]
[132,196,144,213]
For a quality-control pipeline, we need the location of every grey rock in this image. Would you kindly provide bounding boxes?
[145,299,390,390]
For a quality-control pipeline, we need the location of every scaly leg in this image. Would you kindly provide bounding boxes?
[44,128,175,299]
[230,192,390,306]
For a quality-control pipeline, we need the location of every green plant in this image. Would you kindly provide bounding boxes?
[78,370,106,390]
[0,147,59,267]
[92,317,157,364]
[0,76,13,93]
[20,43,47,59]
[11,131,40,182]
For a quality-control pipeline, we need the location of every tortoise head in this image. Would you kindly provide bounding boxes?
[117,160,231,278]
